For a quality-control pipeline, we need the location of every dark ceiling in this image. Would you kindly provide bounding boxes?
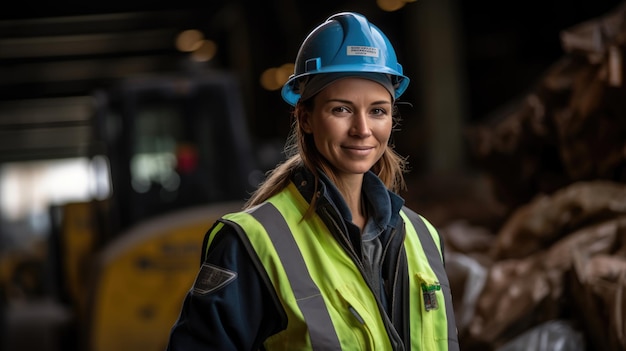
[0,0,623,163]
[3,1,620,106]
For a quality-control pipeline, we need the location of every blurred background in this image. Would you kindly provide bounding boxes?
[1,0,625,350]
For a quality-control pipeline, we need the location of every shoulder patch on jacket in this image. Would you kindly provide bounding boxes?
[192,263,237,295]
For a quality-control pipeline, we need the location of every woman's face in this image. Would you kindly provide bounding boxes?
[302,77,393,179]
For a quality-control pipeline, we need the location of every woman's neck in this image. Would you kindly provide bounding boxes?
[336,175,366,230]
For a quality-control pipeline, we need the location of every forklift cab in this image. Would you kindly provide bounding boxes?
[93,71,262,235]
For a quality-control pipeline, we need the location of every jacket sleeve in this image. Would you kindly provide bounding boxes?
[166,222,285,351]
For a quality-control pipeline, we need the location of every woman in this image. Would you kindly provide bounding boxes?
[166,11,459,351]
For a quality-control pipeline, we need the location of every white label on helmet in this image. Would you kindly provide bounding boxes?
[347,46,379,58]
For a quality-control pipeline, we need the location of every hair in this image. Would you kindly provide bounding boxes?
[244,90,408,216]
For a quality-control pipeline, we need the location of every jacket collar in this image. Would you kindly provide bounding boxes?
[292,166,405,231]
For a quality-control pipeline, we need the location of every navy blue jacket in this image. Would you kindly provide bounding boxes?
[166,166,446,350]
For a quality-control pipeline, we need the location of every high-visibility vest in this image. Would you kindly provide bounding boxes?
[210,182,458,350]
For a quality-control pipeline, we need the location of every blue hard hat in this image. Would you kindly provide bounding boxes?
[281,12,410,106]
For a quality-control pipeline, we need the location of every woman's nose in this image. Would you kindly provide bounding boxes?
[350,113,372,137]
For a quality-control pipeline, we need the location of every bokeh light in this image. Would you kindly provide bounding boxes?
[175,29,204,52]
[190,40,218,62]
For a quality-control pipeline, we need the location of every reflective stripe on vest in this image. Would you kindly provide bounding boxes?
[250,202,342,351]
[401,210,459,351]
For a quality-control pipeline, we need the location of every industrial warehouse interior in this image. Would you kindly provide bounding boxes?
[1,0,625,350]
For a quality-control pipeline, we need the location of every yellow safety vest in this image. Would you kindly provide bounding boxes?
[210,182,457,350]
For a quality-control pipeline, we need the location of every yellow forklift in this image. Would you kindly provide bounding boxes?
[5,71,272,351]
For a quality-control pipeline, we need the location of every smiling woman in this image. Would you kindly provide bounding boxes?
[299,77,394,212]
[166,11,459,351]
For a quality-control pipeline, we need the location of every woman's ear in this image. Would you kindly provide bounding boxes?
[298,107,313,134]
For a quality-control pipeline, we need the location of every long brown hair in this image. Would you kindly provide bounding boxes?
[244,95,408,214]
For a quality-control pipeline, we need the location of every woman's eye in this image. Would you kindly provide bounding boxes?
[332,106,350,114]
[371,108,387,116]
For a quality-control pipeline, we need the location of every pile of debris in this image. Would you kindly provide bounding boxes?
[447,2,626,350]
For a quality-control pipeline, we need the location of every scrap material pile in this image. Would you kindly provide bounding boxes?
[448,2,626,350]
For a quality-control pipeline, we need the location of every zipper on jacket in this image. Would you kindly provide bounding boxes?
[349,305,365,324]
[319,203,364,270]
[389,223,411,349]
[319,204,405,351]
